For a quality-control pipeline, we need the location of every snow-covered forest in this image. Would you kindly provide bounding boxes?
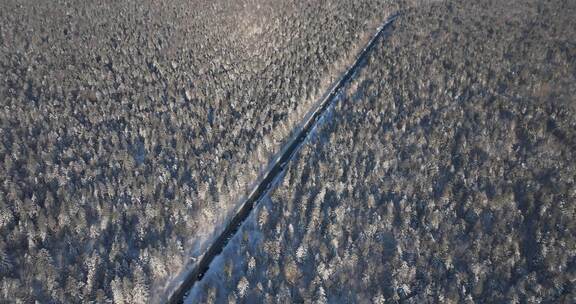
[1,0,575,303]
[187,1,576,303]
[0,0,402,302]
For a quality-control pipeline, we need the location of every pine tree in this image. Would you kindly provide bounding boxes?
[131,265,149,304]
[237,276,249,298]
[316,286,327,304]
[0,248,12,275]
[111,277,125,304]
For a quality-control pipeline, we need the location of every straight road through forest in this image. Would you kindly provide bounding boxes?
[167,13,400,304]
